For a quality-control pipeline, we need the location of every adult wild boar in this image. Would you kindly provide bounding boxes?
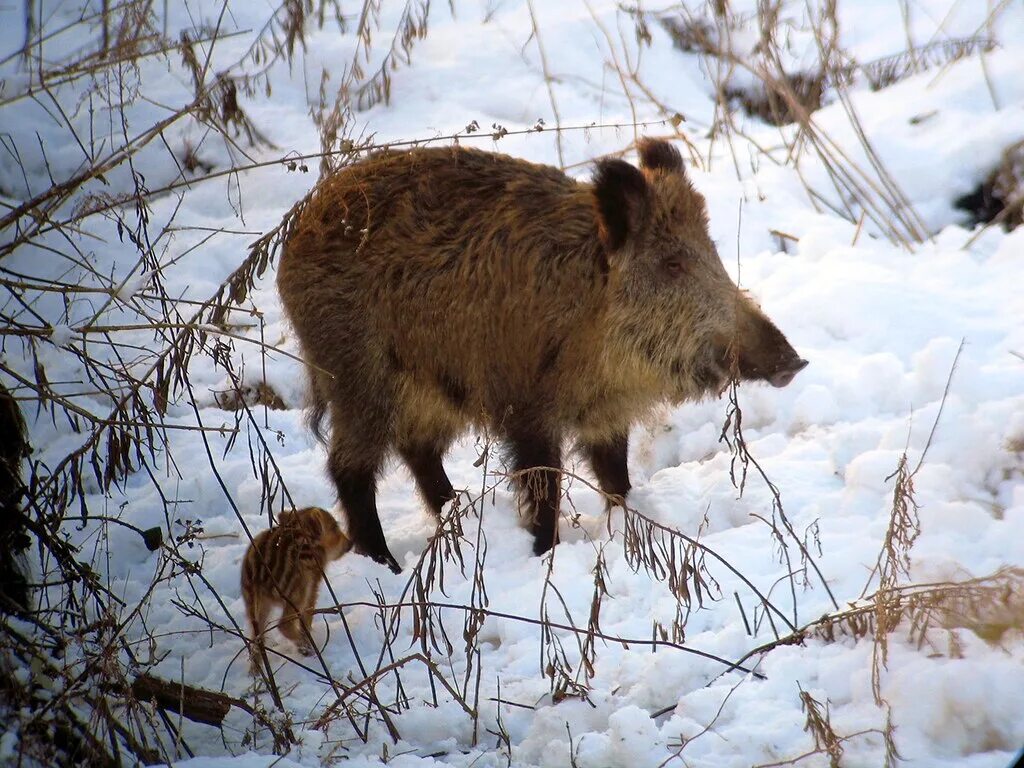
[277,139,806,573]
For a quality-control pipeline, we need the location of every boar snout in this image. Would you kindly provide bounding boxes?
[722,304,808,389]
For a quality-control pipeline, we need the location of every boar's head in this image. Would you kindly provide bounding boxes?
[592,138,807,400]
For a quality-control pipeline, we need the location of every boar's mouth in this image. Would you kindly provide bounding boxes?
[709,347,809,390]
[666,339,808,395]
[767,358,809,388]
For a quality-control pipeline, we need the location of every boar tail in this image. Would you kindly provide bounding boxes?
[307,372,330,444]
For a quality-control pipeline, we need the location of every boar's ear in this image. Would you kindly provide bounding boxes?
[637,138,684,174]
[593,158,650,251]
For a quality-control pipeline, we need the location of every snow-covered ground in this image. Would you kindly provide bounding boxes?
[2,0,1023,766]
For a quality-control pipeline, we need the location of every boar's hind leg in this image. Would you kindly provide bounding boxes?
[398,441,456,518]
[508,429,563,556]
[584,433,631,506]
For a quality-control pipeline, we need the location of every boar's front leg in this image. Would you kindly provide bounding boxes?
[330,463,401,574]
[583,432,631,506]
[327,403,401,573]
[508,427,563,556]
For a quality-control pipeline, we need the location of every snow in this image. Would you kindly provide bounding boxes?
[113,269,155,302]
[2,0,1023,766]
[48,324,74,347]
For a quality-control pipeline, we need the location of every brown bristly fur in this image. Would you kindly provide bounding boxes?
[277,139,806,572]
[241,507,351,673]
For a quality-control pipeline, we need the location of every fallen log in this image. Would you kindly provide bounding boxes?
[131,673,246,727]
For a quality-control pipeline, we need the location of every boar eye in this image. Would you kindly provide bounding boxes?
[662,258,685,278]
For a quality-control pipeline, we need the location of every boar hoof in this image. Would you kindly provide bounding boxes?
[358,545,402,574]
[532,535,559,557]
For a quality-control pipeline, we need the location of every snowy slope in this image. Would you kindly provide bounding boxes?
[2,0,1023,766]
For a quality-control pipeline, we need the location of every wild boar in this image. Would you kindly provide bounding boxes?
[241,506,351,671]
[277,139,806,573]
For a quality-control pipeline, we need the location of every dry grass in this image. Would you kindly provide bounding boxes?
[722,71,825,127]
[859,36,994,90]
[2,1,1020,764]
[753,685,898,768]
[815,568,1024,650]
[956,138,1024,231]
[650,2,1008,245]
